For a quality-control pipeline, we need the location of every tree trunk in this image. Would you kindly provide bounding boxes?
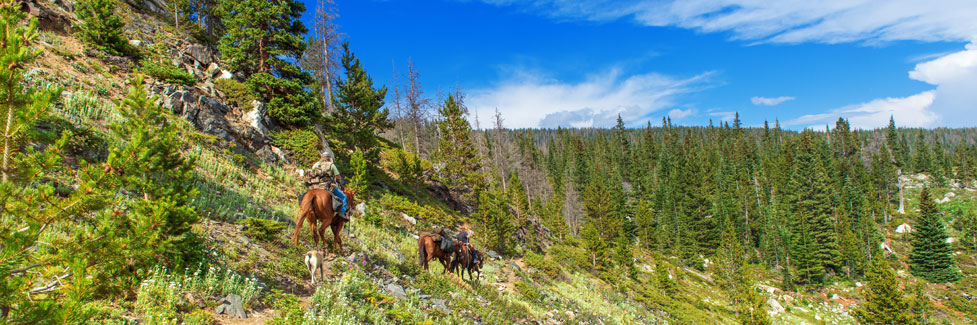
[324,37,334,113]
[2,91,13,183]
[897,169,905,215]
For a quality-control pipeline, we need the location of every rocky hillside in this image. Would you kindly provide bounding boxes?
[11,0,977,324]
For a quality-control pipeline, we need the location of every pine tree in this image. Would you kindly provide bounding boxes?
[909,187,960,283]
[0,2,75,319]
[75,0,128,55]
[219,0,317,126]
[433,94,482,200]
[912,131,932,174]
[347,149,369,193]
[851,255,918,324]
[330,42,392,164]
[479,181,514,254]
[787,132,840,284]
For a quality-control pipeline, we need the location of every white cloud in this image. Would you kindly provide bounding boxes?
[667,108,695,119]
[787,91,937,129]
[466,68,712,128]
[907,41,977,128]
[751,96,795,106]
[785,41,977,129]
[480,0,977,44]
[709,111,737,123]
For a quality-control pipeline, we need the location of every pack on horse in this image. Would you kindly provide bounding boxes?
[292,151,355,255]
[418,229,462,273]
[292,188,355,255]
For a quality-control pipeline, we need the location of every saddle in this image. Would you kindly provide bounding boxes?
[419,228,456,252]
[297,191,348,220]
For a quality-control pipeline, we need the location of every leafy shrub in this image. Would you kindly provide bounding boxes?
[215,78,256,109]
[271,129,320,166]
[377,193,453,226]
[524,252,562,281]
[514,281,542,303]
[382,148,427,188]
[183,309,214,325]
[142,62,197,86]
[75,0,129,56]
[241,217,286,242]
[265,289,304,325]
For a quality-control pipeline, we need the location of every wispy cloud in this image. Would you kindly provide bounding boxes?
[467,67,713,128]
[667,108,696,119]
[751,96,795,106]
[785,41,977,129]
[709,111,737,123]
[786,91,937,129]
[479,0,977,44]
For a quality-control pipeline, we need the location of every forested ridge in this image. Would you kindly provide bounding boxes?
[2,0,977,323]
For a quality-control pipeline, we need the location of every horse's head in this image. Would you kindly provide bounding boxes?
[344,188,357,214]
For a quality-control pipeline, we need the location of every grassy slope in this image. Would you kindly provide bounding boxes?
[30,4,977,323]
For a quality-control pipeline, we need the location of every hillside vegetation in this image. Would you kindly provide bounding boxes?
[2,0,977,324]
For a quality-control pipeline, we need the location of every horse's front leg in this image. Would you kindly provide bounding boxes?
[317,223,329,255]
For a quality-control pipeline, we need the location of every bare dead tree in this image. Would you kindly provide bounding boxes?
[493,108,509,192]
[302,0,341,114]
[391,61,406,149]
[404,59,431,157]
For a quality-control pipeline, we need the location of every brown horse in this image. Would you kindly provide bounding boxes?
[418,234,461,273]
[292,188,356,255]
[451,245,483,281]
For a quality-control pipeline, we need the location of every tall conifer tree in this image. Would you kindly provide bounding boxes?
[909,187,960,283]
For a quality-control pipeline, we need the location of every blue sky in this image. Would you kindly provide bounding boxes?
[300,0,977,129]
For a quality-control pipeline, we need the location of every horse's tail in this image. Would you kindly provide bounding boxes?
[418,236,427,267]
[293,193,313,245]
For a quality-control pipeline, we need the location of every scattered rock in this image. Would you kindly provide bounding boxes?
[215,294,246,318]
[129,39,142,47]
[206,62,220,77]
[895,223,912,234]
[431,298,449,314]
[386,283,407,300]
[855,281,863,287]
[508,262,522,272]
[244,100,270,136]
[486,250,500,260]
[186,44,214,66]
[217,69,234,80]
[355,202,367,216]
[945,192,956,198]
[881,242,894,254]
[401,213,417,225]
[767,298,785,315]
[830,294,839,300]
[936,197,951,204]
[946,237,955,244]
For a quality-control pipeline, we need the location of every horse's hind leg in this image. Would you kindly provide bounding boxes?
[331,222,344,256]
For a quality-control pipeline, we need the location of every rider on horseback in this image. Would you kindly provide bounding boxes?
[305,151,348,219]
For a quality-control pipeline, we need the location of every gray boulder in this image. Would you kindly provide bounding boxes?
[486,250,500,260]
[215,294,246,318]
[431,298,449,314]
[386,283,407,300]
[766,298,784,315]
[186,44,214,66]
